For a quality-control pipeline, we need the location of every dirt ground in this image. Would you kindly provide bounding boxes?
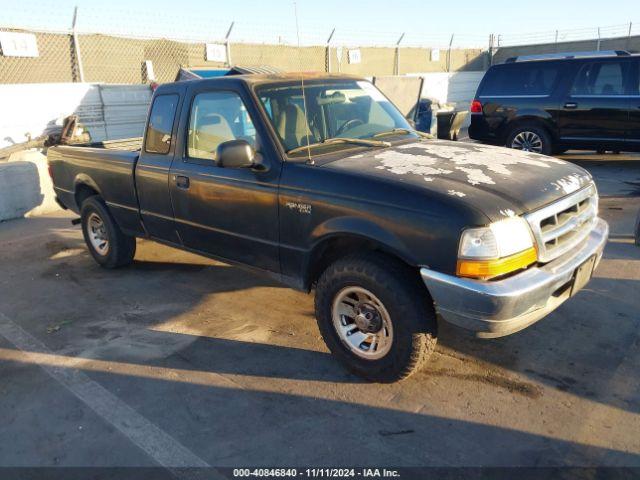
[0,193,639,469]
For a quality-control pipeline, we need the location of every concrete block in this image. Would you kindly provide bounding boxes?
[0,149,60,222]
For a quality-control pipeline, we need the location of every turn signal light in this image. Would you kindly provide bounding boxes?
[457,246,537,279]
[470,99,482,113]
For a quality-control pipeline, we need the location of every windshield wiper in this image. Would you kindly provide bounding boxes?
[372,128,433,139]
[287,137,391,155]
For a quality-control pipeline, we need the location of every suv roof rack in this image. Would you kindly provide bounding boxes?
[504,50,631,63]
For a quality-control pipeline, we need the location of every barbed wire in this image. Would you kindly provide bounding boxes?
[497,21,638,47]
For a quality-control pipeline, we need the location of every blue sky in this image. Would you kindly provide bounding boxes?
[0,0,637,47]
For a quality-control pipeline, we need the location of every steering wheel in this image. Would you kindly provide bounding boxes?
[336,119,364,136]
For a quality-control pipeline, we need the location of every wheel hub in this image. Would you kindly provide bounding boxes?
[354,304,382,333]
[331,286,394,360]
[87,212,109,256]
[512,131,543,153]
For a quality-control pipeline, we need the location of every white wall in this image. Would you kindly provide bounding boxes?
[408,71,484,107]
[0,82,152,222]
[407,71,485,128]
[0,83,151,149]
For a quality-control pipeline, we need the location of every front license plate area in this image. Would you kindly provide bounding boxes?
[571,255,596,296]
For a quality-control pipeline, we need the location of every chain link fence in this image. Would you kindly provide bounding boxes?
[0,26,486,84]
[2,5,638,85]
[0,3,490,85]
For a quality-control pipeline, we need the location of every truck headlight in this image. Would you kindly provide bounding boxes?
[457,217,537,279]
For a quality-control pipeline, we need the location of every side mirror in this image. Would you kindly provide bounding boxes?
[217,139,256,169]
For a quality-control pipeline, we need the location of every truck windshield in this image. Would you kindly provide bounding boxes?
[256,80,416,158]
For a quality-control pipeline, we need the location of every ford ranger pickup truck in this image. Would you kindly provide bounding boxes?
[48,74,609,382]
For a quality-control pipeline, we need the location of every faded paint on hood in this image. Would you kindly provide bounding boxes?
[322,140,594,221]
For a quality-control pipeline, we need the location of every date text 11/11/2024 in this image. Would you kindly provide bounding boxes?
[232,468,401,477]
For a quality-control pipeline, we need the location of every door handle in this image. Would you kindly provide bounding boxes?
[174,175,190,189]
[564,102,578,109]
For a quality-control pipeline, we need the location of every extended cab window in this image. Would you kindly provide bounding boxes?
[145,94,179,154]
[187,91,256,161]
[481,63,560,96]
[571,61,627,96]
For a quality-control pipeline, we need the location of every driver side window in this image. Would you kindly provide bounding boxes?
[187,91,257,161]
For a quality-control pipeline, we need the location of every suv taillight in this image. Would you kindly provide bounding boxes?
[470,99,482,113]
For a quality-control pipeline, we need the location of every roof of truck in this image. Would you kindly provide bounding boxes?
[156,72,364,94]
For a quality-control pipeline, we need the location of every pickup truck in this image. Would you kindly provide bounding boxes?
[48,73,609,382]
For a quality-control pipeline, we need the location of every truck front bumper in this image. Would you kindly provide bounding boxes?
[420,218,609,338]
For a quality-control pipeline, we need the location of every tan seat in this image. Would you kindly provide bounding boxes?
[276,103,315,151]
[190,113,235,159]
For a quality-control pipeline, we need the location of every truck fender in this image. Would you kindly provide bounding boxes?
[302,216,415,287]
[73,173,102,198]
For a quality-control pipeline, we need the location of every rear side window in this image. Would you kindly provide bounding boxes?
[571,61,626,96]
[145,94,179,154]
[481,63,560,96]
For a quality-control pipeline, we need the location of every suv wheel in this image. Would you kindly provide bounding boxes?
[314,253,437,382]
[81,196,136,268]
[507,126,552,155]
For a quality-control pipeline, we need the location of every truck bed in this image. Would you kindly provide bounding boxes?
[80,137,143,151]
[48,143,141,231]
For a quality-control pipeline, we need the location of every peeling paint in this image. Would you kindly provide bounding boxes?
[447,190,466,198]
[551,173,585,195]
[366,141,567,187]
[455,167,495,186]
[373,150,452,182]
[500,209,516,217]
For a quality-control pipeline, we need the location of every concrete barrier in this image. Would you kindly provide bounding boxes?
[0,150,60,222]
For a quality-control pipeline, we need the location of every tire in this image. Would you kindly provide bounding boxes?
[506,125,553,156]
[314,253,438,382]
[80,196,136,268]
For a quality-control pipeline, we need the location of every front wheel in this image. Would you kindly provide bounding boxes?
[314,253,437,382]
[506,125,553,155]
[81,196,136,268]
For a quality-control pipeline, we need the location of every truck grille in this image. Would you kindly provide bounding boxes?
[525,184,598,263]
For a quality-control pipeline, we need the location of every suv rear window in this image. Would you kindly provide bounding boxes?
[480,63,560,97]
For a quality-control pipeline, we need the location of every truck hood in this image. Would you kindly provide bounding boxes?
[321,140,594,221]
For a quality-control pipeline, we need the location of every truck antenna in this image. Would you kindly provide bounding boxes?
[293,0,314,165]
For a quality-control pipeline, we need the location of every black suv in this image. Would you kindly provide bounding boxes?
[469,51,640,155]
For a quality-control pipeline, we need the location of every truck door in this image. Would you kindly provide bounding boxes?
[168,85,282,273]
[558,60,631,148]
[136,90,182,243]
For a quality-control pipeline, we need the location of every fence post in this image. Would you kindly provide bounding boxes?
[225,21,234,68]
[446,34,454,72]
[627,22,633,51]
[489,34,496,67]
[596,27,601,51]
[394,32,405,75]
[326,28,335,73]
[71,6,85,82]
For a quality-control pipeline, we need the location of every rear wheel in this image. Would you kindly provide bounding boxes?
[80,196,136,268]
[506,125,553,155]
[314,253,437,382]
